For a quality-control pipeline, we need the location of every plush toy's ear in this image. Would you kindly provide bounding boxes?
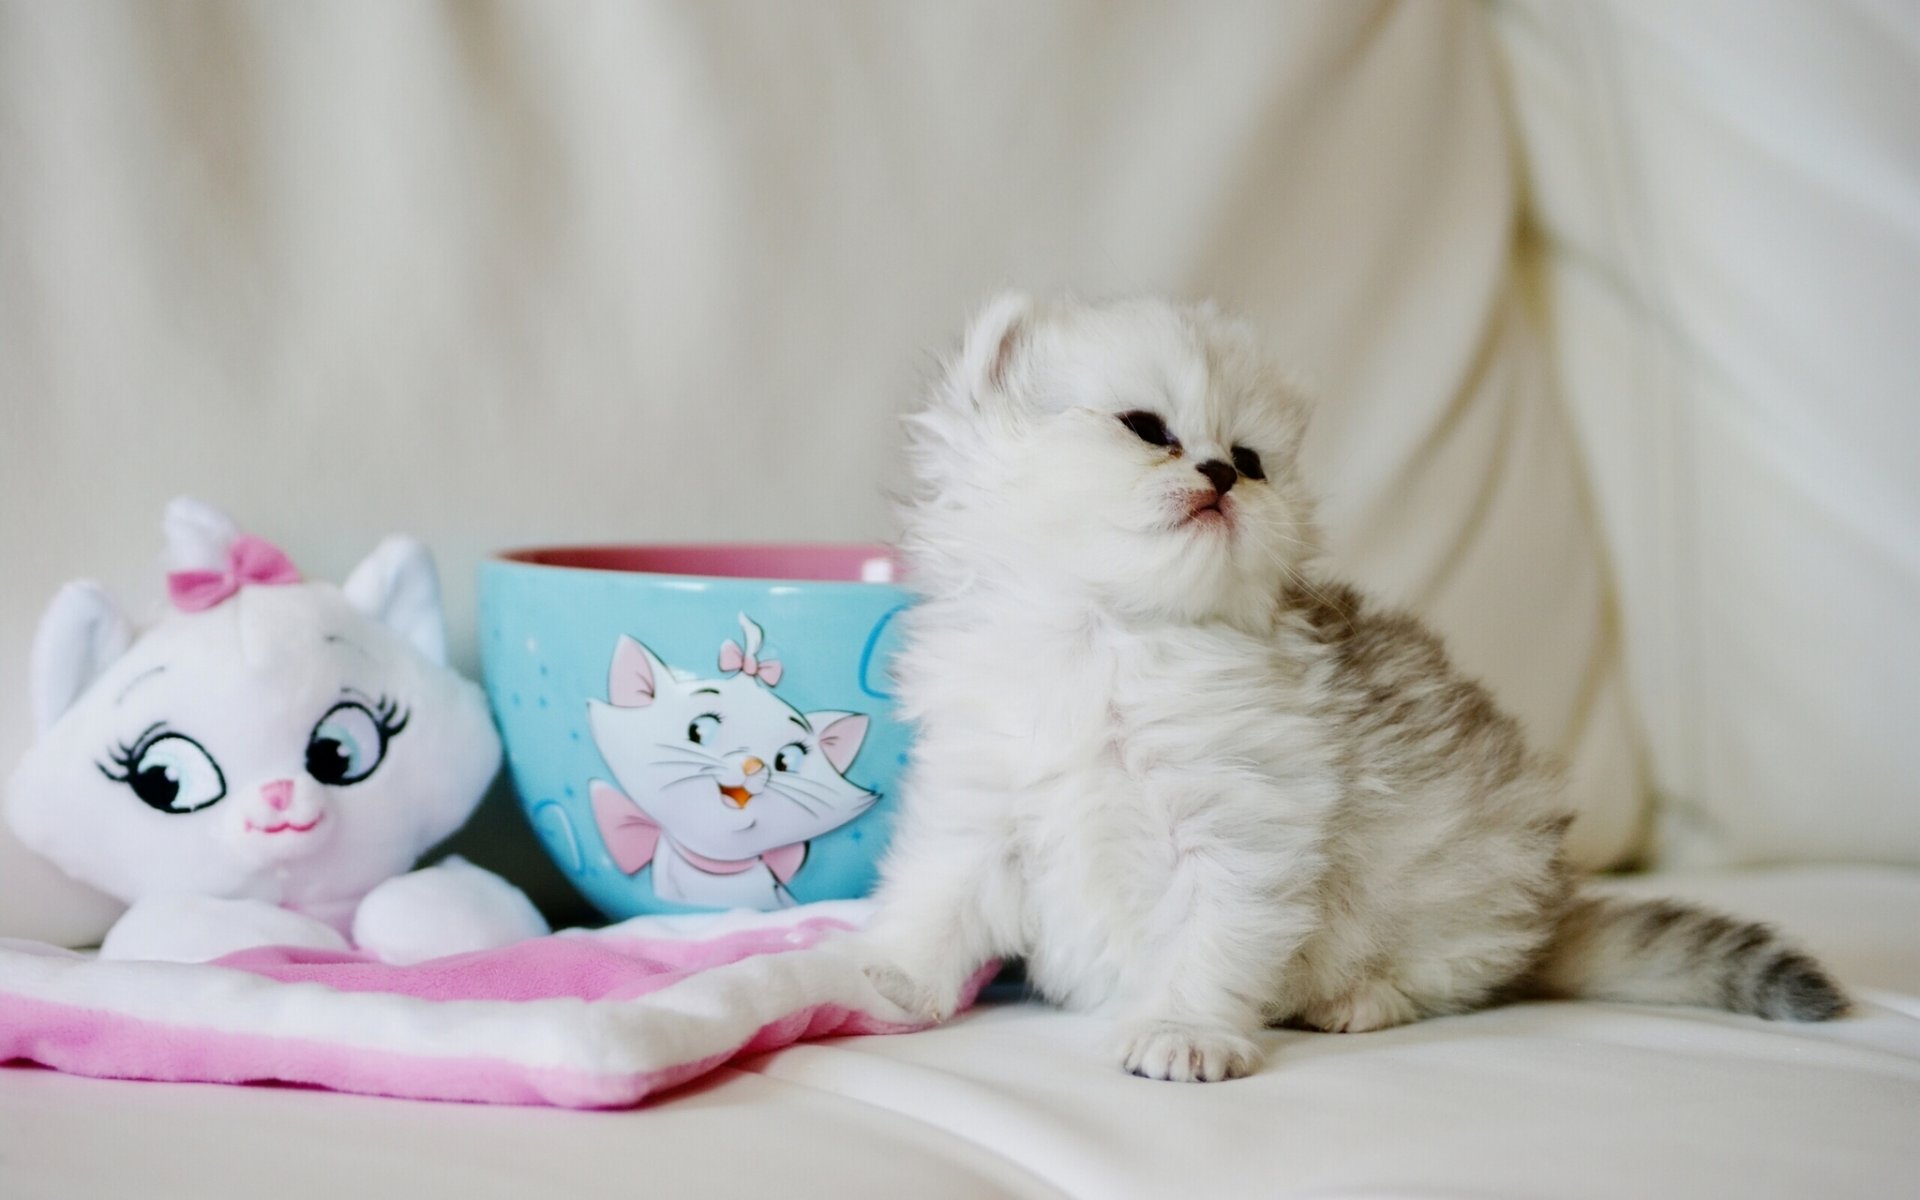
[342,536,447,664]
[956,290,1034,404]
[30,581,133,733]
[163,497,241,572]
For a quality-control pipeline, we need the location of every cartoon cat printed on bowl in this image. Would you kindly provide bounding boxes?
[587,614,877,910]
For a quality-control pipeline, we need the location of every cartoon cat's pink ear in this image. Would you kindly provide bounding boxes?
[809,712,870,774]
[608,635,663,707]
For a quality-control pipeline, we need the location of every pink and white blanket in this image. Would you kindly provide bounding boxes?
[0,901,971,1108]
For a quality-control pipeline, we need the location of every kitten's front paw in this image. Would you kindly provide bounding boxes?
[863,961,950,1023]
[1119,1020,1262,1083]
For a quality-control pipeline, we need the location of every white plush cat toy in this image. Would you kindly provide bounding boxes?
[5,498,548,964]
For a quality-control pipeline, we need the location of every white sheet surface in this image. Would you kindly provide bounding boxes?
[4,866,1916,1199]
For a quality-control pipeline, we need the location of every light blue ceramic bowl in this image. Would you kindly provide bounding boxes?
[478,544,911,920]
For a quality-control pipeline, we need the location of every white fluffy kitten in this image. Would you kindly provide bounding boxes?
[864,294,1844,1082]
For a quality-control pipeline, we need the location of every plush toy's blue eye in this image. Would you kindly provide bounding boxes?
[688,713,722,746]
[113,733,226,814]
[307,702,389,786]
[774,742,808,773]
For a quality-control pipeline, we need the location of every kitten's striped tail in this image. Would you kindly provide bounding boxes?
[1532,893,1848,1021]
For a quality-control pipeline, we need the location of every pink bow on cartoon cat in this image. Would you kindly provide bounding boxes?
[719,613,783,685]
[166,535,302,612]
[590,782,807,883]
[718,640,782,686]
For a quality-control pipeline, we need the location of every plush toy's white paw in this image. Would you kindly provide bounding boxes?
[100,895,349,963]
[1118,1020,1263,1083]
[352,856,549,965]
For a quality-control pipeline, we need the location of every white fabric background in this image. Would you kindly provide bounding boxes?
[1493,0,1920,866]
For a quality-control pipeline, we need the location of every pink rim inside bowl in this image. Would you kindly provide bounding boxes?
[497,543,903,585]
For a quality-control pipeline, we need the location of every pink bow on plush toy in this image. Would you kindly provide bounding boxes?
[166,535,302,612]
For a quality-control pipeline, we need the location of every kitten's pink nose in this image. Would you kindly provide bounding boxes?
[261,779,294,811]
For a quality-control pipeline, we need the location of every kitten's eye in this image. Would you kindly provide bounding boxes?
[1231,445,1265,481]
[307,702,389,786]
[688,714,721,746]
[1118,410,1179,450]
[774,742,808,773]
[116,734,226,814]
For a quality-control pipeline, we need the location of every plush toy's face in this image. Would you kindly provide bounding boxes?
[4,504,501,910]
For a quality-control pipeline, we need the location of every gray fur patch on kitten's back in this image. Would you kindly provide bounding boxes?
[1288,579,1543,795]
[1282,578,1843,1025]
[1277,578,1574,1026]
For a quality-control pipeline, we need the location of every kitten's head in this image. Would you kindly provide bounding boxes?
[3,499,501,907]
[904,294,1316,626]
[587,615,876,863]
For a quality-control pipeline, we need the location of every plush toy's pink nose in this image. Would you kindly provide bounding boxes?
[261,780,294,812]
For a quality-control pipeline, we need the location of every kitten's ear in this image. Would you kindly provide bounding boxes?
[807,711,870,774]
[163,497,241,571]
[608,636,668,707]
[343,536,447,664]
[957,291,1034,403]
[30,582,133,733]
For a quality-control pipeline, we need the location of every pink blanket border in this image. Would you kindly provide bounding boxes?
[0,904,985,1109]
[2,992,912,1108]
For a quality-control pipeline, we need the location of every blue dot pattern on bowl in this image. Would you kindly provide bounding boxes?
[479,557,913,920]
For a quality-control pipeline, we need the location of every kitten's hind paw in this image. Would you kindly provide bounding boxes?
[1118,1020,1262,1083]
[1300,980,1418,1034]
